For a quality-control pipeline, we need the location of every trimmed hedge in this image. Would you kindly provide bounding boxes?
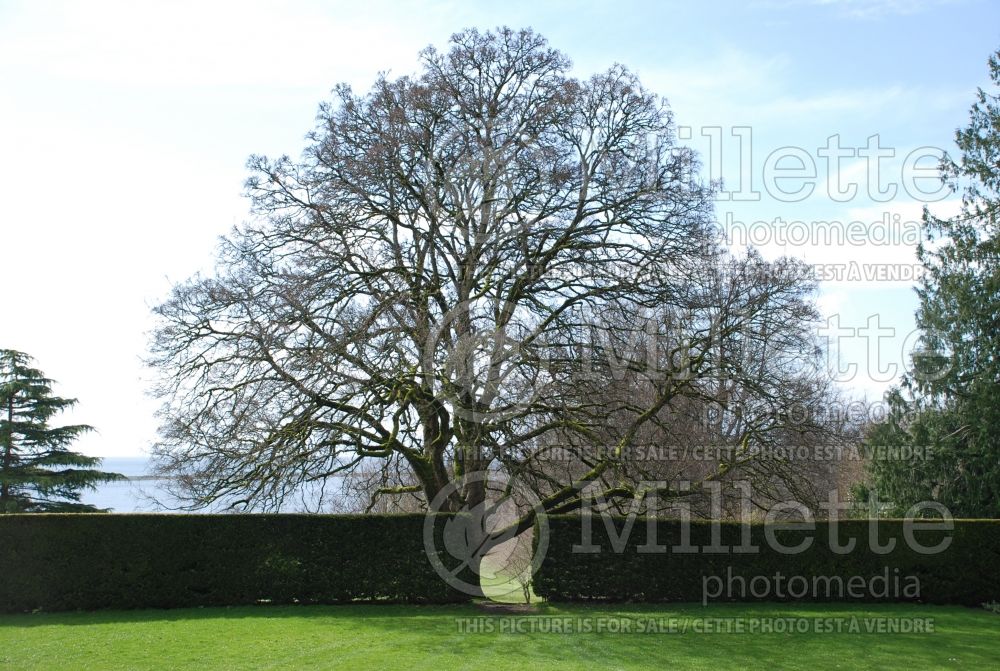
[8,513,997,612]
[0,514,470,612]
[534,515,1000,605]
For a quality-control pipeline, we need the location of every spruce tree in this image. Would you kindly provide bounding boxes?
[860,48,1000,517]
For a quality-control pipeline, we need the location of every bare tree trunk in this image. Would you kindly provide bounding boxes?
[1,395,14,511]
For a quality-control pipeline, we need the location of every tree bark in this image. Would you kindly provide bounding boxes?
[1,394,14,511]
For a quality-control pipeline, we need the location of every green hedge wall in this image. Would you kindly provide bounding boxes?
[534,516,1000,605]
[0,514,470,612]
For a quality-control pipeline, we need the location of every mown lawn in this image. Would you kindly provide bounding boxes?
[1,602,997,670]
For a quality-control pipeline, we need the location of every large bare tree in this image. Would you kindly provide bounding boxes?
[150,28,831,551]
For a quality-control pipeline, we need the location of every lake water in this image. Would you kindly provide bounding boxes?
[85,456,182,513]
[86,457,349,512]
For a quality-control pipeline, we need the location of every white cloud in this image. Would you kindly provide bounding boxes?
[0,0,451,89]
[639,50,790,125]
[756,0,960,20]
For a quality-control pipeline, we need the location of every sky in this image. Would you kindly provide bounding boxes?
[0,0,998,459]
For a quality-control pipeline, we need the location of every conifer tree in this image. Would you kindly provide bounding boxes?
[861,48,1000,516]
[0,349,123,513]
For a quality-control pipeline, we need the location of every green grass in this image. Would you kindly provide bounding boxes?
[1,602,997,670]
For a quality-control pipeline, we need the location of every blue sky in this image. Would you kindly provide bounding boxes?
[1,0,998,457]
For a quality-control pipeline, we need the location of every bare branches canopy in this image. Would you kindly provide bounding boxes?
[150,27,833,522]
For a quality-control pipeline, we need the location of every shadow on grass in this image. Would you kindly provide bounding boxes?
[2,602,999,671]
[0,599,992,627]
[0,602,482,627]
